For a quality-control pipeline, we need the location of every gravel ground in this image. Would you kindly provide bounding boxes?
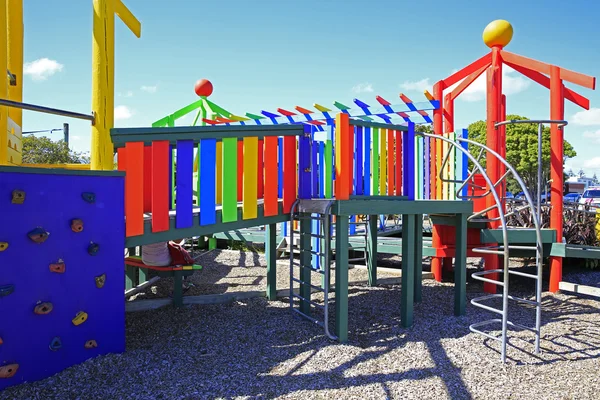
[3,250,600,399]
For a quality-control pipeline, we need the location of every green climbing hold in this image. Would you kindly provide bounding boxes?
[0,284,14,297]
[81,192,96,203]
[88,242,100,256]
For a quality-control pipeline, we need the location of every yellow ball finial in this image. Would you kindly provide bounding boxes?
[482,20,513,48]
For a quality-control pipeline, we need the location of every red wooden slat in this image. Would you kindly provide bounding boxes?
[125,142,144,237]
[335,113,350,200]
[237,140,243,202]
[143,145,152,213]
[283,136,297,213]
[151,141,170,232]
[395,131,402,196]
[264,137,278,216]
[387,129,394,195]
[258,139,264,199]
[117,148,126,171]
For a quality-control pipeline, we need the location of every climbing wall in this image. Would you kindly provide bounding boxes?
[0,166,125,391]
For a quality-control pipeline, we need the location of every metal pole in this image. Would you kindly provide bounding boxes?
[0,98,95,123]
[537,123,543,219]
[63,123,69,146]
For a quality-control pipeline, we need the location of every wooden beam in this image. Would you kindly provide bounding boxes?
[504,61,590,110]
[559,282,600,298]
[449,64,488,101]
[502,50,596,90]
[441,52,492,89]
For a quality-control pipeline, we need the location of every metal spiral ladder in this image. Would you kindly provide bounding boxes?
[419,118,566,362]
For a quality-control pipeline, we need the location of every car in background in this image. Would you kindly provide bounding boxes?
[578,187,600,209]
[563,192,581,203]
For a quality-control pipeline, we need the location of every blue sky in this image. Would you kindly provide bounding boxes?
[20,0,600,174]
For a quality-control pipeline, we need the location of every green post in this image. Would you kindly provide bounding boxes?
[126,246,137,290]
[266,223,277,300]
[198,235,207,250]
[367,214,378,286]
[454,213,468,316]
[173,270,183,307]
[401,214,415,328]
[335,215,349,342]
[208,237,217,250]
[414,214,423,302]
[299,214,312,315]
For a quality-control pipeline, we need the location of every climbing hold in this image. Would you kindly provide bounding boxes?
[49,337,62,351]
[95,274,106,288]
[0,242,8,252]
[72,311,88,326]
[71,219,84,233]
[49,260,66,274]
[88,242,99,256]
[0,285,14,297]
[11,190,25,204]
[34,302,53,315]
[0,337,3,345]
[81,192,96,203]
[0,364,19,379]
[84,340,98,349]
[28,227,50,244]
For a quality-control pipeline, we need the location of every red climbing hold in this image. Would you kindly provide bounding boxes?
[85,340,98,349]
[0,364,18,379]
[49,260,66,274]
[34,302,53,315]
[28,227,50,244]
[71,219,84,233]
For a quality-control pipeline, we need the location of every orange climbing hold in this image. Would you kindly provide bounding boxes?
[28,228,50,244]
[0,337,3,345]
[84,340,98,349]
[49,260,66,273]
[34,302,53,315]
[11,190,25,204]
[72,311,88,326]
[0,364,18,379]
[71,219,84,232]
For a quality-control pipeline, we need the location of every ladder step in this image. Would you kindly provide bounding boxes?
[291,277,325,293]
[506,320,538,333]
[472,270,505,287]
[292,293,325,309]
[471,297,504,315]
[469,321,503,343]
[291,307,324,327]
[472,247,505,255]
[348,257,367,263]
[508,270,539,280]
[291,231,326,239]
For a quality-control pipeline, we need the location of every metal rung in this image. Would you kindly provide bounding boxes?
[506,245,538,251]
[349,221,368,225]
[506,320,538,333]
[299,265,325,274]
[299,248,328,257]
[292,293,326,309]
[471,298,504,315]
[291,231,326,239]
[472,247,505,255]
[475,293,539,307]
[508,270,539,280]
[291,308,324,326]
[291,277,325,293]
[294,215,327,222]
[348,257,367,263]
[469,320,503,343]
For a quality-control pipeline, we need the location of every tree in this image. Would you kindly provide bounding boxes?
[578,168,585,178]
[22,136,89,164]
[466,115,576,196]
[568,168,575,177]
[593,173,598,183]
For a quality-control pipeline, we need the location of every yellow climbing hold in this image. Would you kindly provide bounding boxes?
[72,311,88,326]
[483,20,513,48]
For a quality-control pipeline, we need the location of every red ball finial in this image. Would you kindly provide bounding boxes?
[194,79,213,97]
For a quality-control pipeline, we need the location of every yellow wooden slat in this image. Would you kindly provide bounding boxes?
[242,136,258,219]
[379,129,387,195]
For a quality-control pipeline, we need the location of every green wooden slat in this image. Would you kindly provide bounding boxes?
[266,224,277,301]
[372,128,379,195]
[401,214,415,328]
[367,215,378,286]
[335,216,349,343]
[325,139,333,198]
[299,215,312,315]
[222,137,238,222]
[414,214,423,302]
[454,214,467,316]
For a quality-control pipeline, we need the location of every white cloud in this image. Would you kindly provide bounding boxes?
[114,105,133,120]
[118,90,133,98]
[572,108,600,126]
[583,157,600,169]
[446,66,530,102]
[71,135,81,141]
[400,78,431,93]
[23,58,64,81]
[583,129,600,143]
[141,85,158,94]
[351,83,374,93]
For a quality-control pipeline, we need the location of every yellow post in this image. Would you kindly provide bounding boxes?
[91,0,140,170]
[7,0,23,129]
[0,0,8,165]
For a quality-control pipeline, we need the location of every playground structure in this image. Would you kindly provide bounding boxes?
[1,1,599,389]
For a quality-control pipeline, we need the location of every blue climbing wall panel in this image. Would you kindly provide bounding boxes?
[0,167,125,391]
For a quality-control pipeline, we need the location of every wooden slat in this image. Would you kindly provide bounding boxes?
[372,128,379,195]
[395,130,402,196]
[325,135,333,198]
[263,136,278,216]
[175,140,194,228]
[243,136,258,220]
[387,129,394,195]
[143,145,152,213]
[199,139,217,225]
[559,282,600,298]
[379,128,387,195]
[125,142,144,237]
[151,141,170,232]
[335,113,350,200]
[258,139,264,199]
[363,127,370,196]
[216,141,223,204]
[283,136,297,212]
[237,140,243,202]
[222,138,238,222]
[117,147,127,171]
[355,126,363,195]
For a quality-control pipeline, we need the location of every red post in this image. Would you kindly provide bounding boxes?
[500,94,507,207]
[483,46,502,294]
[431,81,444,281]
[549,65,565,293]
[442,94,454,272]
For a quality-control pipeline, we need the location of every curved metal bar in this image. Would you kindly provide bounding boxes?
[494,119,568,128]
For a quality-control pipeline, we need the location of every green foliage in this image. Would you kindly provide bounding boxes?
[466,115,576,194]
[414,124,433,134]
[22,136,89,165]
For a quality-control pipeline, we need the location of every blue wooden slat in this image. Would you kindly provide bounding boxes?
[278,137,283,198]
[311,126,318,198]
[402,122,416,200]
[176,140,194,228]
[199,139,217,226]
[461,129,469,199]
[319,141,325,198]
[364,127,371,196]
[298,125,311,199]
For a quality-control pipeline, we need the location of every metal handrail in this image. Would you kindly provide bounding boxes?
[0,98,96,124]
